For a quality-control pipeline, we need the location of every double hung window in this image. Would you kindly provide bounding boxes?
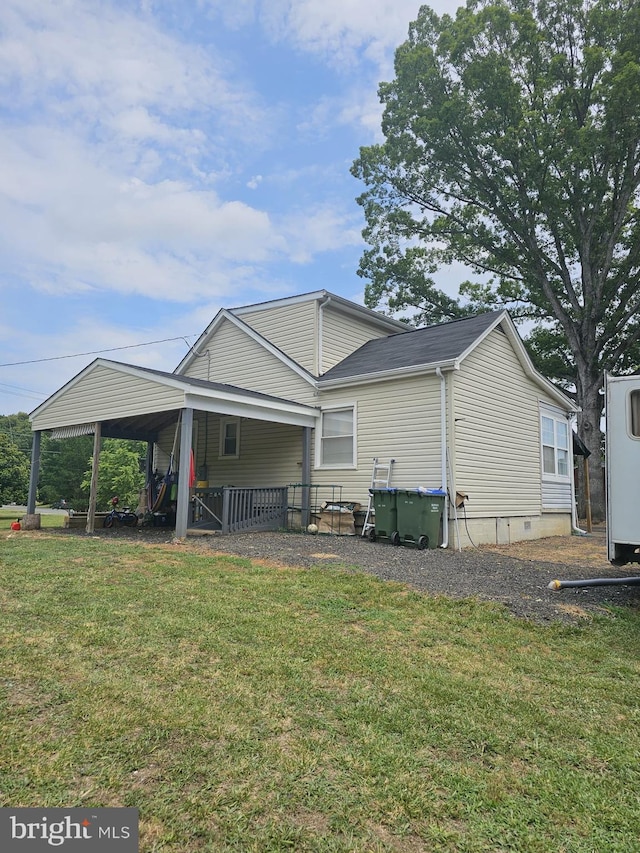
[318,407,355,467]
[219,417,240,459]
[541,413,569,478]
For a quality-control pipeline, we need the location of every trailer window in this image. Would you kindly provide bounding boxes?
[630,390,640,437]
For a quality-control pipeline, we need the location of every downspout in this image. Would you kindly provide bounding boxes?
[569,413,587,535]
[318,294,332,375]
[435,368,449,549]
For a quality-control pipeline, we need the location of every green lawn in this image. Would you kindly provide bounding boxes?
[0,508,67,530]
[1,533,639,852]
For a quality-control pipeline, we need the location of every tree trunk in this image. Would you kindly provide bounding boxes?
[576,377,605,522]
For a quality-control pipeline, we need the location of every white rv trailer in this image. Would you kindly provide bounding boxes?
[606,372,640,565]
[547,372,640,590]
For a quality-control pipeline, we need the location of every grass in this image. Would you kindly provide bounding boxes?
[1,531,639,852]
[0,508,67,530]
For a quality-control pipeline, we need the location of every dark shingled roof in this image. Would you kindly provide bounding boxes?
[320,311,505,382]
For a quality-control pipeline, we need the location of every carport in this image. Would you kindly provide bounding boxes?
[28,359,319,538]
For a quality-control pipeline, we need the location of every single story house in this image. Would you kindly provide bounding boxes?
[27,290,579,546]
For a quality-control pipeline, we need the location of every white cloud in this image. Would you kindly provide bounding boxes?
[206,0,420,69]
[0,1,297,304]
[281,204,363,264]
[0,0,272,166]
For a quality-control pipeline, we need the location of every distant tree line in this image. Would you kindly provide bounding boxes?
[0,413,145,510]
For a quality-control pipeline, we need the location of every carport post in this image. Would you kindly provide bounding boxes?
[86,422,102,533]
[27,430,41,514]
[175,407,194,540]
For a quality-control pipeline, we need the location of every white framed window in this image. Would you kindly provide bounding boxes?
[219,417,240,459]
[316,405,356,468]
[541,412,569,479]
[629,390,640,437]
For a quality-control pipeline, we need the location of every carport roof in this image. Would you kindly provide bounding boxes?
[30,358,320,436]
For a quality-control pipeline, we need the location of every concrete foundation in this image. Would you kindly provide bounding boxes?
[451,513,572,549]
[21,513,41,530]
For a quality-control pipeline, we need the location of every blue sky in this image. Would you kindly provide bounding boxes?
[0,0,464,416]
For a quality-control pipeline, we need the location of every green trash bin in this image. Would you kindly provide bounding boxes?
[396,488,446,549]
[369,488,399,544]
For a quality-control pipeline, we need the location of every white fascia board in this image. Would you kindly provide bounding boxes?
[455,311,509,364]
[100,360,189,392]
[28,358,171,422]
[231,290,328,315]
[177,310,317,387]
[454,312,578,413]
[232,289,410,333]
[316,295,411,333]
[185,392,319,428]
[117,360,319,423]
[222,312,317,385]
[29,359,102,421]
[174,309,227,374]
[30,359,192,428]
[317,360,459,390]
[499,316,579,413]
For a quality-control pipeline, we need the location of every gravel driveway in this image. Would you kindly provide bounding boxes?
[66,525,640,624]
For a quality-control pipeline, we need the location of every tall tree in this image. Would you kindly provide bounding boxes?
[0,433,30,504]
[81,439,146,511]
[352,0,640,519]
[39,435,95,508]
[0,413,33,466]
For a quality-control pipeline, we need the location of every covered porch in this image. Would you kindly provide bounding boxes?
[28,360,319,539]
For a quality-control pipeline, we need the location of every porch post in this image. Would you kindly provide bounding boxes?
[86,422,102,534]
[175,407,194,539]
[27,430,41,514]
[144,441,153,515]
[301,426,312,528]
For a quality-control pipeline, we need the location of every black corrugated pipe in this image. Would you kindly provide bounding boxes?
[548,576,640,590]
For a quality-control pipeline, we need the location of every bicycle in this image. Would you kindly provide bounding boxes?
[103,496,139,528]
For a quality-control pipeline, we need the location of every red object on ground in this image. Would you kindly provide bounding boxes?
[11,521,21,531]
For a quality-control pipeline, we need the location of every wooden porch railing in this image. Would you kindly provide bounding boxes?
[189,486,288,534]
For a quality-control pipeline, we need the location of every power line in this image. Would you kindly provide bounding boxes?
[0,382,45,400]
[0,335,198,368]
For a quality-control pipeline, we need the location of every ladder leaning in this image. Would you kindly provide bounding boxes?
[361,458,394,537]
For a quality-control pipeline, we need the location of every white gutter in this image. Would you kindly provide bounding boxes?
[569,413,587,535]
[317,359,459,390]
[435,367,449,549]
[318,294,332,375]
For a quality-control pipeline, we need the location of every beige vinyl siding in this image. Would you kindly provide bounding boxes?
[542,479,572,510]
[312,375,443,506]
[31,365,183,431]
[320,304,398,374]
[191,415,303,486]
[452,329,552,517]
[238,301,317,373]
[182,317,316,405]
